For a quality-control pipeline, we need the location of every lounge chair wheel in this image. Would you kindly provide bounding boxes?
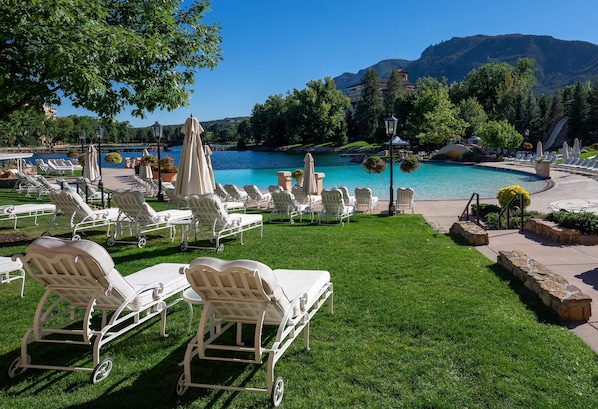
[271,376,284,407]
[174,370,189,397]
[106,237,115,247]
[7,354,31,379]
[180,242,188,252]
[137,237,147,248]
[72,234,81,241]
[90,357,113,384]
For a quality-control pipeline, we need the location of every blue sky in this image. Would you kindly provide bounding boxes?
[58,0,598,127]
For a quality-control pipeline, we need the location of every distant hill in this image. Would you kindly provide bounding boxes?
[333,34,598,95]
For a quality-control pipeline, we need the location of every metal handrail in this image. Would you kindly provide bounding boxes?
[496,193,524,230]
[459,193,481,226]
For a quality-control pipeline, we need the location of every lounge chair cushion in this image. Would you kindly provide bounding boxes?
[125,263,190,310]
[273,268,331,310]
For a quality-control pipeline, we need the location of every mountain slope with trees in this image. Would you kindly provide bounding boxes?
[333,34,598,95]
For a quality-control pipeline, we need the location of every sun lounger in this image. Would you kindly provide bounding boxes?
[354,187,379,213]
[0,256,25,297]
[318,188,355,226]
[396,187,414,213]
[108,190,192,248]
[244,184,272,209]
[47,189,120,240]
[269,190,312,224]
[174,257,333,406]
[223,184,249,202]
[181,193,263,252]
[7,237,190,383]
[0,203,56,229]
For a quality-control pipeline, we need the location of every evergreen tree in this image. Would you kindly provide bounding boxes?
[355,69,384,142]
[588,79,598,139]
[383,68,404,117]
[568,82,591,143]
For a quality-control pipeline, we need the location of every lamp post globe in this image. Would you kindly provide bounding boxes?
[151,121,164,202]
[384,114,398,216]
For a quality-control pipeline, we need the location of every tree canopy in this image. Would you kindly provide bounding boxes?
[0,0,222,120]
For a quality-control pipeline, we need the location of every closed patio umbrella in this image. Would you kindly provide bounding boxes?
[173,115,213,197]
[303,152,317,195]
[204,144,216,190]
[562,141,569,161]
[83,144,99,182]
[536,141,543,158]
[139,148,153,180]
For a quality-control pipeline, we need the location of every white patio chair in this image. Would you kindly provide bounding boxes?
[108,190,192,248]
[354,187,379,213]
[269,190,312,224]
[181,193,263,252]
[335,186,356,206]
[0,256,25,297]
[244,184,272,209]
[47,189,120,240]
[0,203,56,230]
[318,188,355,226]
[396,187,415,213]
[7,236,190,383]
[174,257,333,406]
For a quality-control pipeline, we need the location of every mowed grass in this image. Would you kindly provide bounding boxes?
[0,190,597,408]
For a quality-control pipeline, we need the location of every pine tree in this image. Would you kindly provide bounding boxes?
[355,69,384,142]
[568,82,591,143]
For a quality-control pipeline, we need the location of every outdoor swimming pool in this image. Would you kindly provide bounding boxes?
[33,146,548,200]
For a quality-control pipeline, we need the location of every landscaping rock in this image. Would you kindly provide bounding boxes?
[449,221,489,246]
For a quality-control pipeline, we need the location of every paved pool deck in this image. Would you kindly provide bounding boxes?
[99,162,598,353]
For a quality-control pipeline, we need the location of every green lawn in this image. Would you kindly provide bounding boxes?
[0,190,597,408]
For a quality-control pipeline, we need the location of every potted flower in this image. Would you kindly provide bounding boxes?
[104,152,123,164]
[66,149,79,158]
[400,156,419,173]
[152,156,178,182]
[139,154,157,167]
[291,169,304,186]
[362,156,386,174]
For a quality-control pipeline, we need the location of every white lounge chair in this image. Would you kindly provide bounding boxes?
[76,177,105,204]
[108,190,192,248]
[214,183,231,201]
[7,237,190,383]
[269,190,312,224]
[291,185,322,208]
[396,187,414,213]
[224,184,249,202]
[174,257,333,406]
[244,184,272,209]
[318,188,355,226]
[0,203,56,230]
[354,187,379,214]
[335,186,356,206]
[0,256,25,297]
[181,193,263,252]
[47,189,120,240]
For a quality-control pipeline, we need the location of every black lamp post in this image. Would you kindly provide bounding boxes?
[95,126,105,207]
[79,131,86,176]
[151,121,164,202]
[384,114,398,216]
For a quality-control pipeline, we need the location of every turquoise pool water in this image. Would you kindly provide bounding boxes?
[33,147,547,200]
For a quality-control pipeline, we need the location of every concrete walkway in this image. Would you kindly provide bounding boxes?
[99,163,598,352]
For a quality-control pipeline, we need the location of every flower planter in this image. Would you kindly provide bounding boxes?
[534,161,550,179]
[152,171,177,183]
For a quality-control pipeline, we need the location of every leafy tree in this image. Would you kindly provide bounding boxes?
[237,119,252,144]
[478,120,523,149]
[250,95,288,147]
[286,78,349,145]
[355,69,384,142]
[0,0,222,120]
[457,98,487,138]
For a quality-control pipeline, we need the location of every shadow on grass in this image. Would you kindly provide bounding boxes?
[488,263,562,325]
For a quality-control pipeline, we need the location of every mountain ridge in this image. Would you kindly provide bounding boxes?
[332,34,598,95]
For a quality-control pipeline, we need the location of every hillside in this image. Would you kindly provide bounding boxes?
[333,34,598,95]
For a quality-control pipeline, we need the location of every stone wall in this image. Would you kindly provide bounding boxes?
[497,249,592,322]
[449,221,489,246]
[524,218,580,244]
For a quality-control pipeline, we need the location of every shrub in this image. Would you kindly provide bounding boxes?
[104,152,122,164]
[457,151,482,162]
[158,156,177,173]
[362,156,386,174]
[545,211,598,235]
[471,203,501,219]
[140,155,157,167]
[497,185,530,209]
